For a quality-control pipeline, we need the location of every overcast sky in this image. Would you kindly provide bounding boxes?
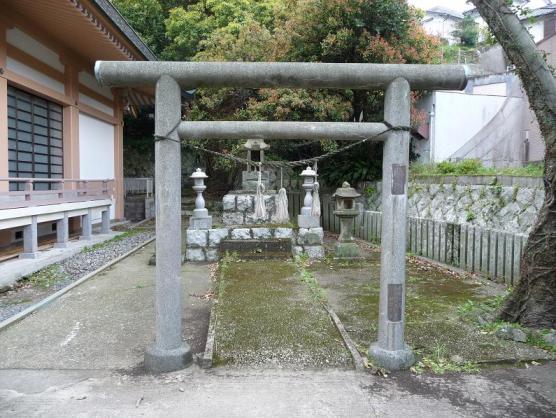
[407,0,474,12]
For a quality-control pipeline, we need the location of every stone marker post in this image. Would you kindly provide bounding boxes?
[189,168,212,230]
[298,166,319,228]
[144,75,192,373]
[368,78,415,370]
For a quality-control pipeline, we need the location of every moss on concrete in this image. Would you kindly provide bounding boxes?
[213,259,352,369]
[313,251,555,373]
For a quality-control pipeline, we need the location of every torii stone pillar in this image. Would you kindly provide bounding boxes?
[144,75,192,373]
[368,78,414,370]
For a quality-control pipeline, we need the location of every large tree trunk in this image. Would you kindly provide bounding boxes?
[471,0,556,328]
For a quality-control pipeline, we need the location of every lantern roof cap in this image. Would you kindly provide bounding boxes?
[190,168,208,179]
[300,166,317,177]
[333,181,361,198]
[243,138,270,150]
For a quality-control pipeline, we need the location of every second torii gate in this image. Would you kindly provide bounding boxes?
[95,61,475,373]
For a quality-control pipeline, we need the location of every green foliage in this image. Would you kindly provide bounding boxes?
[439,44,478,64]
[363,185,376,199]
[163,0,279,60]
[412,341,479,374]
[112,0,443,186]
[411,160,543,177]
[82,229,143,253]
[436,159,483,175]
[465,211,476,222]
[295,253,326,303]
[26,264,67,289]
[112,0,167,55]
[452,15,479,47]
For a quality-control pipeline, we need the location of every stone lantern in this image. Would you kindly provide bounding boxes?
[333,181,361,259]
[241,138,273,191]
[189,168,212,230]
[298,166,320,228]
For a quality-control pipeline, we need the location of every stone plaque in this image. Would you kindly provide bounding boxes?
[391,164,406,195]
[387,283,403,322]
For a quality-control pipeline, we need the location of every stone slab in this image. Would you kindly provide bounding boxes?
[223,212,244,225]
[189,216,213,230]
[186,230,208,247]
[231,228,252,240]
[303,245,325,260]
[219,239,292,259]
[298,214,320,229]
[208,229,230,247]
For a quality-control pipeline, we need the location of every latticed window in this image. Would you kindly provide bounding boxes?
[7,85,63,191]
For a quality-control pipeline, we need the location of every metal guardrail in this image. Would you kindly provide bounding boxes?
[124,177,153,197]
[0,177,114,210]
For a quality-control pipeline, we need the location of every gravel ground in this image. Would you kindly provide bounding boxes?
[0,229,155,323]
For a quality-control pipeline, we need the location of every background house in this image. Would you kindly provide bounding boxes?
[0,0,155,250]
[421,6,464,44]
[466,0,555,43]
[414,0,554,166]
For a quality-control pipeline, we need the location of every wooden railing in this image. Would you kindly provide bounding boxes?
[0,177,114,210]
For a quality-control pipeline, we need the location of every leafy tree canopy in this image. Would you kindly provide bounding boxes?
[452,15,480,47]
[111,0,167,55]
[113,0,441,185]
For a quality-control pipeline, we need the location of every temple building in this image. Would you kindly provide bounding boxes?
[0,0,155,250]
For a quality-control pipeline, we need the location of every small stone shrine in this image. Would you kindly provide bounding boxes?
[187,164,324,261]
[333,181,362,259]
[241,138,274,191]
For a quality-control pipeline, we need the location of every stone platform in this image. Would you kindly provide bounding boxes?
[222,191,278,225]
[185,227,325,262]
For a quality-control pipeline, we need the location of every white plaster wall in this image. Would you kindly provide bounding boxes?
[6,28,64,72]
[79,113,116,220]
[472,83,507,96]
[79,71,113,100]
[432,92,506,162]
[526,21,545,42]
[79,93,114,116]
[423,16,459,43]
[6,57,65,94]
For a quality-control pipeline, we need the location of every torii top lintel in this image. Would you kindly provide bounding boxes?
[95,61,481,91]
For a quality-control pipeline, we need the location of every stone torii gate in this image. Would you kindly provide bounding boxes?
[95,61,475,373]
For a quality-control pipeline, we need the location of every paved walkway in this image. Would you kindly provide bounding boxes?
[0,244,555,417]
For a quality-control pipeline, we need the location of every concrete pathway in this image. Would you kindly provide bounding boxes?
[0,243,212,370]
[0,244,555,417]
[1,363,555,417]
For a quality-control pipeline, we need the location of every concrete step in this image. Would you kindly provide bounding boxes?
[219,239,292,260]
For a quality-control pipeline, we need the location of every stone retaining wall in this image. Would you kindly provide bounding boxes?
[366,181,544,234]
[185,227,325,262]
